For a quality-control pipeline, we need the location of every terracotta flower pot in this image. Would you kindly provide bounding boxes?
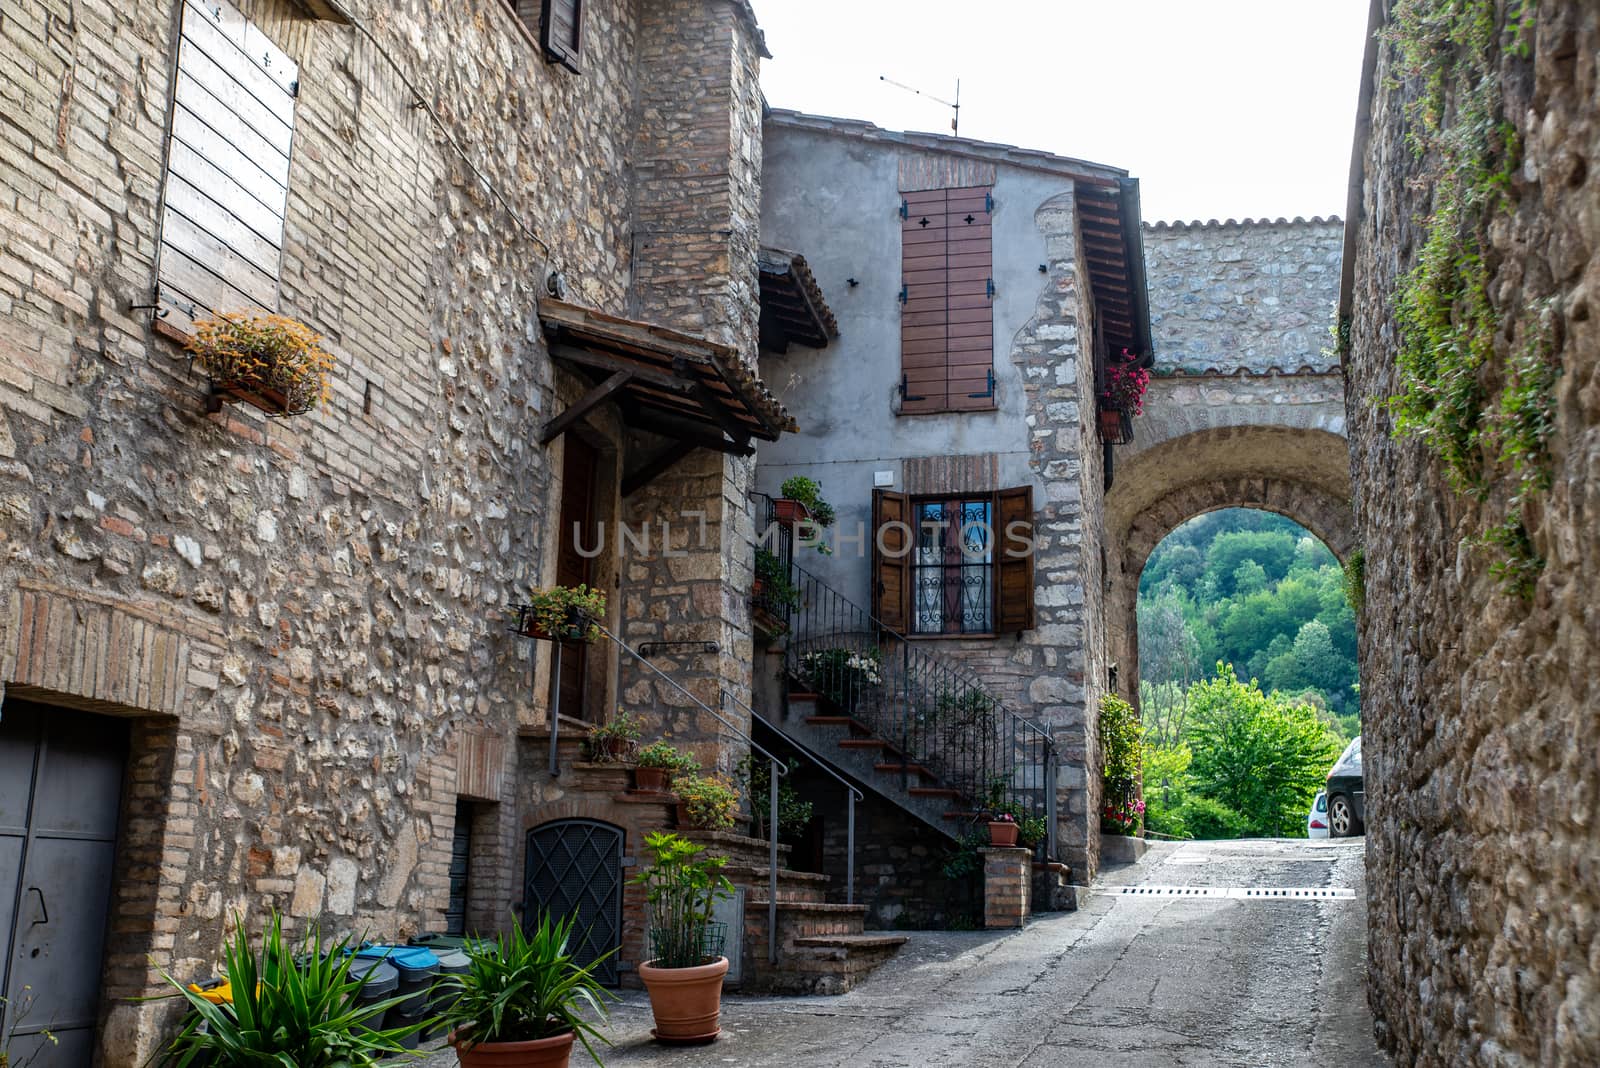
[450,1029,575,1067]
[988,821,1020,847]
[633,766,672,792]
[638,956,729,1043]
[772,498,811,525]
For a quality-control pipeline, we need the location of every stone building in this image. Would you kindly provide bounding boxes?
[1343,1,1600,1064]
[753,111,1152,892]
[0,0,791,1061]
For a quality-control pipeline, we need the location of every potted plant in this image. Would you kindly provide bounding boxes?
[513,585,606,643]
[752,549,800,637]
[434,911,614,1067]
[673,773,740,831]
[774,477,835,554]
[187,312,335,417]
[584,710,641,764]
[987,808,1020,848]
[155,911,420,1066]
[1017,814,1048,851]
[631,832,735,1044]
[1099,693,1145,837]
[633,741,698,794]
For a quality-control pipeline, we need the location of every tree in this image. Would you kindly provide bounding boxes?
[1185,664,1342,837]
[1202,530,1299,596]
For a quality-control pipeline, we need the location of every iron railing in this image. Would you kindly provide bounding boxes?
[781,560,1058,861]
[751,492,796,637]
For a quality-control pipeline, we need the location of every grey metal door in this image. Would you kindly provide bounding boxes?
[0,701,127,1066]
[523,820,623,985]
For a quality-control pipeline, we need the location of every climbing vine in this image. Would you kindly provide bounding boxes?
[1383,0,1554,598]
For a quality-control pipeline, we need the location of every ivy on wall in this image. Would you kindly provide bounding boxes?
[1384,0,1554,598]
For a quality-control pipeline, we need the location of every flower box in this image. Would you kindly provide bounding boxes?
[512,604,596,643]
[1097,406,1133,446]
[772,498,811,524]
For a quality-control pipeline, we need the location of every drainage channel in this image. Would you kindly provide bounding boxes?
[1109,885,1358,901]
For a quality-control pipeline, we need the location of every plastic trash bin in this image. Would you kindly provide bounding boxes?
[422,949,471,1040]
[355,944,439,1017]
[346,958,399,1032]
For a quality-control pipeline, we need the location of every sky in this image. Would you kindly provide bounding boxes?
[749,1,1374,224]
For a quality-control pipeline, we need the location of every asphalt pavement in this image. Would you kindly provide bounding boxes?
[421,837,1387,1067]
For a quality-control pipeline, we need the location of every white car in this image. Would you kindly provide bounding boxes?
[1306,790,1331,839]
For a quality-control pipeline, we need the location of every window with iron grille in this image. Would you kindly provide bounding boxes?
[911,497,994,635]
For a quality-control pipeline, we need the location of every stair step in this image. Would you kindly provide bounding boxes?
[805,715,873,733]
[792,934,909,950]
[837,738,888,750]
[908,787,962,799]
[874,762,934,777]
[942,810,986,822]
[747,899,867,914]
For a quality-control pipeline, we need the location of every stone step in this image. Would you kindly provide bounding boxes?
[722,865,830,904]
[743,931,908,996]
[683,829,793,870]
[792,934,908,950]
[874,761,935,778]
[908,786,962,799]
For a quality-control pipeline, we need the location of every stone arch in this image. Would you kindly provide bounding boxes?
[1104,424,1354,702]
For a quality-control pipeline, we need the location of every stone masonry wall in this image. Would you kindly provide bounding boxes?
[1144,218,1343,375]
[0,0,759,1060]
[1346,2,1600,1064]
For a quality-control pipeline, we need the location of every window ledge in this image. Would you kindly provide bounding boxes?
[905,632,998,641]
[897,405,999,417]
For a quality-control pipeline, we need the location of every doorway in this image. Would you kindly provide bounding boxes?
[553,435,601,721]
[0,700,128,1066]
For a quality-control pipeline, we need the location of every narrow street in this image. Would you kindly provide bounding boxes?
[427,838,1385,1067]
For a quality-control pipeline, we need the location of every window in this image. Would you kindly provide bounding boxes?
[156,0,297,333]
[911,498,994,634]
[899,185,995,414]
[873,486,1035,635]
[540,0,583,69]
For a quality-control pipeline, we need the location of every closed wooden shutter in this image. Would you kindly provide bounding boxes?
[994,484,1035,632]
[900,186,994,414]
[871,489,912,631]
[156,0,296,333]
[542,0,583,68]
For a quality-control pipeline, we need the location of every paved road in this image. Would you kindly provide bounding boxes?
[423,837,1386,1067]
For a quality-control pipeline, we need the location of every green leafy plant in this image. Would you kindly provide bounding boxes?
[737,754,814,839]
[939,828,989,880]
[434,911,614,1058]
[778,477,834,527]
[1016,814,1048,849]
[635,741,699,777]
[753,549,801,612]
[154,912,419,1067]
[631,832,735,968]
[585,710,641,763]
[1098,693,1144,835]
[188,312,335,415]
[674,773,740,830]
[797,647,882,706]
[518,584,607,642]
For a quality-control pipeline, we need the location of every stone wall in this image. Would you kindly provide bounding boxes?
[1143,218,1343,374]
[0,0,762,1060]
[1345,2,1600,1064]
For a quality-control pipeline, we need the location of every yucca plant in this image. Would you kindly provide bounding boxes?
[155,911,421,1067]
[433,912,614,1060]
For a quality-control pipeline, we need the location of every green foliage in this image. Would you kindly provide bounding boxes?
[634,741,699,776]
[1,987,56,1067]
[585,710,641,763]
[1186,665,1342,838]
[673,774,740,830]
[1098,694,1143,833]
[155,913,419,1067]
[1016,814,1048,849]
[778,476,835,528]
[940,828,989,880]
[522,584,606,642]
[630,832,735,968]
[436,911,615,1058]
[1203,530,1298,596]
[1174,795,1251,840]
[1343,547,1365,614]
[753,549,801,612]
[737,754,814,840]
[1384,0,1553,598]
[798,647,883,706]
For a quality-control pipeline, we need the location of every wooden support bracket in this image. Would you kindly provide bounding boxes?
[540,369,633,444]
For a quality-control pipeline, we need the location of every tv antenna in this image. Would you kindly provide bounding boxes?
[879,75,961,136]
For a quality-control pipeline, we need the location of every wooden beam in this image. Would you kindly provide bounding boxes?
[549,343,693,394]
[623,441,699,497]
[539,369,632,444]
[625,403,756,455]
[676,358,751,448]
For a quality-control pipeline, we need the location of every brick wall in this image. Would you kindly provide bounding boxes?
[982,846,1031,928]
[0,0,764,1061]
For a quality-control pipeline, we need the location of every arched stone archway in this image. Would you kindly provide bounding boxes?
[1105,422,1354,705]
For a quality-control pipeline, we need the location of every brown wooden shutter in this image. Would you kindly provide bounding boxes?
[872,489,912,631]
[945,186,995,411]
[900,186,994,413]
[900,189,948,413]
[995,484,1035,632]
[542,0,583,68]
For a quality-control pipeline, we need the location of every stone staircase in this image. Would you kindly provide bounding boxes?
[684,830,907,995]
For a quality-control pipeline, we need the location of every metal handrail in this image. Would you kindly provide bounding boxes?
[723,687,864,906]
[782,559,1059,862]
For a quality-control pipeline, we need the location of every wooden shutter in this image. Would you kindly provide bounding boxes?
[872,489,912,631]
[944,187,995,411]
[899,186,994,414]
[542,0,583,68]
[900,189,949,413]
[995,484,1035,632]
[157,0,296,333]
